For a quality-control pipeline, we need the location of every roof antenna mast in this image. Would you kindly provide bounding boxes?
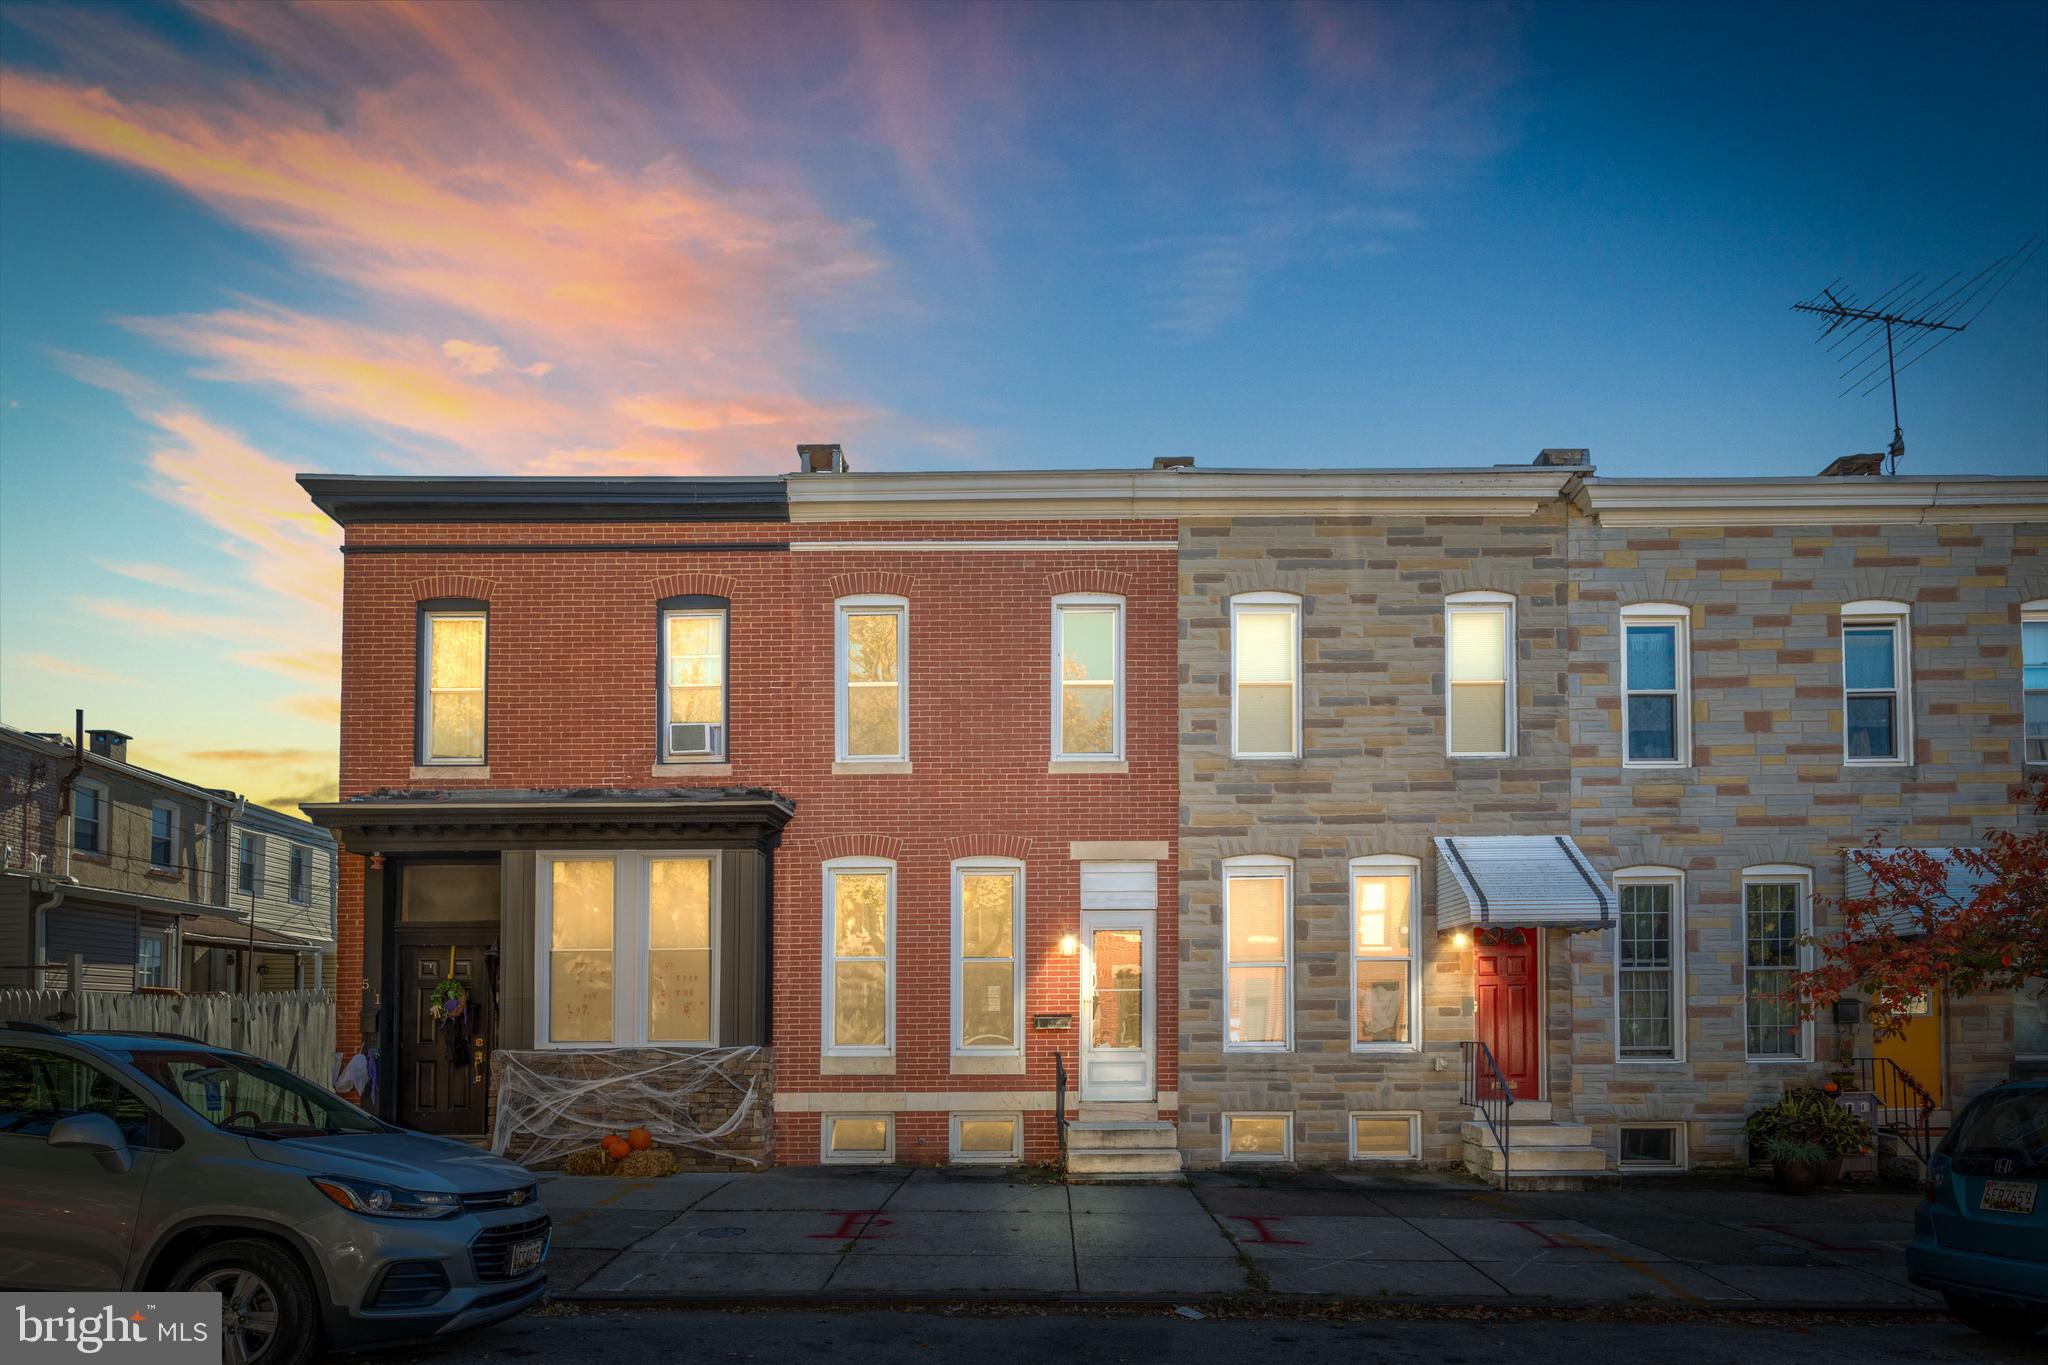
[1791,236,2040,473]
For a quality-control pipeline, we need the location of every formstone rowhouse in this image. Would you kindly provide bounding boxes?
[303,450,2048,1181]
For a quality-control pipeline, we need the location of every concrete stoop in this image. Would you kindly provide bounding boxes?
[1064,1103,1183,1181]
[1460,1115,1618,1190]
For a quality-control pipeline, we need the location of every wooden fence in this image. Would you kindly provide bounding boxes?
[0,984,336,1086]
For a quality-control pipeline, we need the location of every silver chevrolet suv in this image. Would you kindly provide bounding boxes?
[0,1023,548,1364]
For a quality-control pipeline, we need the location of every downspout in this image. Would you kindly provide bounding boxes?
[34,709,89,988]
[55,708,86,881]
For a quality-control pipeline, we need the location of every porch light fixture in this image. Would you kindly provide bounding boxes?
[1451,931,1470,949]
[1058,933,1079,957]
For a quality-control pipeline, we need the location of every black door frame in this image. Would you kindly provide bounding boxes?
[377,854,502,1129]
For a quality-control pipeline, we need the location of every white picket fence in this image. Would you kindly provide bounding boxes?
[0,988,336,1086]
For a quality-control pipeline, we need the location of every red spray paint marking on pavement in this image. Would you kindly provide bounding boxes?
[1228,1215,1305,1245]
[1751,1222,1876,1252]
[1506,1219,1571,1249]
[810,1210,892,1241]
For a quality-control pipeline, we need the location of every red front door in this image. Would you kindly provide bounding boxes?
[1474,931,1541,1101]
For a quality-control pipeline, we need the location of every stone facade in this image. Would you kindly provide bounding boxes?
[1177,504,1575,1168]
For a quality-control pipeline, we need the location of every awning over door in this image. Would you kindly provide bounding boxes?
[1843,847,1991,937]
[1433,835,1612,930]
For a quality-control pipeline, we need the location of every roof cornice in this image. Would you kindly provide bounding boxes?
[786,468,1576,521]
[298,474,789,526]
[1574,476,2048,527]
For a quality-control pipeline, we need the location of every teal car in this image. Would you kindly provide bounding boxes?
[1908,1080,2048,1338]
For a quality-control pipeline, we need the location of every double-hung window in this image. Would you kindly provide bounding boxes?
[149,804,177,869]
[287,847,309,904]
[1052,595,1122,759]
[1223,856,1290,1049]
[537,852,717,1047]
[73,781,105,854]
[661,599,729,761]
[1615,869,1683,1061]
[1230,593,1301,759]
[953,860,1023,1057]
[836,597,907,763]
[1743,867,1810,1061]
[1620,605,1689,765]
[420,605,487,764]
[823,859,893,1055]
[137,926,172,989]
[237,834,261,895]
[2024,600,2047,765]
[1841,601,1910,764]
[1446,592,1513,757]
[1351,855,1419,1051]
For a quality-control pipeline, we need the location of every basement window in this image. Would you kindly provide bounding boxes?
[822,1114,893,1164]
[1350,1112,1422,1162]
[1222,1113,1292,1163]
[1617,1123,1687,1172]
[949,1113,1022,1164]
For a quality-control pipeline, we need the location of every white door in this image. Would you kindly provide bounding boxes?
[1079,910,1154,1101]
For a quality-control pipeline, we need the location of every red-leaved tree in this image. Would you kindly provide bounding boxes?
[1792,775,2048,1037]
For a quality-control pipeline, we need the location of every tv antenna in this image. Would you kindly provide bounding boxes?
[1792,236,2040,472]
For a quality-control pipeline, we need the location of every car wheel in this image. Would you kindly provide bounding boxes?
[1944,1293,2048,1339]
[171,1238,321,1365]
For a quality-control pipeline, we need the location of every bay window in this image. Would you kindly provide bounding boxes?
[1351,855,1419,1050]
[1230,592,1301,759]
[1446,591,1513,757]
[824,858,893,1055]
[420,605,487,764]
[953,860,1023,1056]
[1223,856,1291,1049]
[1052,595,1122,759]
[537,852,718,1047]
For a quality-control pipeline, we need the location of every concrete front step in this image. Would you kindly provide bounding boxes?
[1471,1100,1554,1122]
[1462,1139,1609,1175]
[1067,1120,1178,1151]
[1474,1165,1621,1190]
[1075,1101,1157,1122]
[1458,1120,1594,1149]
[1066,1146,1185,1180]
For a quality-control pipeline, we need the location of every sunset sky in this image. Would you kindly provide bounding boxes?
[1,0,2044,813]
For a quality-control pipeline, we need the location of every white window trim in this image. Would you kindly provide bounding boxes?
[1348,1110,1422,1162]
[1350,854,1422,1054]
[1616,1121,1689,1173]
[821,1112,894,1165]
[1613,866,1686,1064]
[659,604,730,762]
[835,595,910,763]
[1229,591,1302,760]
[419,607,488,766]
[1445,590,1515,758]
[1222,1112,1294,1164]
[1222,854,1293,1052]
[1742,864,1813,1063]
[534,850,721,1049]
[1050,593,1125,761]
[1619,603,1691,768]
[137,922,178,990]
[148,801,180,871]
[2023,599,2047,766]
[951,857,1026,1058]
[823,856,896,1058]
[1841,600,1911,766]
[73,778,108,854]
[948,1112,1024,1165]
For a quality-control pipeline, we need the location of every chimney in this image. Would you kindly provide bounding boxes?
[1818,453,1885,477]
[86,729,132,764]
[796,443,848,474]
[1532,448,1589,467]
[1151,456,1195,471]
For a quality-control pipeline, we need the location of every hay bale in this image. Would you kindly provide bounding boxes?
[616,1148,680,1178]
[561,1147,616,1177]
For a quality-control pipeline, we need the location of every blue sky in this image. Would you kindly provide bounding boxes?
[1,0,2044,809]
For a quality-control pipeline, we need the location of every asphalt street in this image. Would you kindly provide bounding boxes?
[348,1307,2048,1365]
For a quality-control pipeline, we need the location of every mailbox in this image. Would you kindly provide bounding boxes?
[1032,1013,1073,1031]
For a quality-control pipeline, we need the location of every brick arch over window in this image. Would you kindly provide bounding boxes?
[826,571,917,601]
[2010,573,2048,608]
[812,834,904,863]
[1604,579,1708,613]
[650,571,739,601]
[1438,569,1550,601]
[1591,833,1697,875]
[944,834,1033,863]
[409,574,496,603]
[1044,569,1131,597]
[1819,569,1919,609]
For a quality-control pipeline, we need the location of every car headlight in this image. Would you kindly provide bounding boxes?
[312,1176,461,1219]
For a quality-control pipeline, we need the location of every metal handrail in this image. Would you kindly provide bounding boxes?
[1053,1049,1070,1163]
[1851,1054,1936,1167]
[1459,1039,1516,1191]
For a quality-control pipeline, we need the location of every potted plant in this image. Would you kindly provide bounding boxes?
[1746,1086,1873,1191]
[1763,1138,1832,1195]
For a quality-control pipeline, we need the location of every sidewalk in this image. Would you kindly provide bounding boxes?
[535,1166,1936,1310]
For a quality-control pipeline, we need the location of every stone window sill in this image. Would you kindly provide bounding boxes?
[653,762,733,779]
[72,851,111,866]
[145,868,181,881]
[950,1054,1026,1075]
[821,1054,895,1075]
[832,761,913,776]
[410,765,491,781]
[1047,759,1128,775]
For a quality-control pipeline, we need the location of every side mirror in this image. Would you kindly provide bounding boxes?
[48,1112,135,1174]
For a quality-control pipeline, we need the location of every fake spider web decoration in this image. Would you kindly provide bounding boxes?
[489,1046,766,1168]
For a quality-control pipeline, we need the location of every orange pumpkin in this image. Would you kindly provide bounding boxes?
[627,1127,654,1151]
[601,1135,631,1161]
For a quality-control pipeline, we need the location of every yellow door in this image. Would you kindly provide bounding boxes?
[1873,992,1943,1108]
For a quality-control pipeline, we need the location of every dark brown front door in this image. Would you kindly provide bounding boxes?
[398,943,494,1133]
[1473,930,1542,1101]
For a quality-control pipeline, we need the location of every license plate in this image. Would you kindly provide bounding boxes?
[1980,1180,2038,1215]
[507,1235,546,1275]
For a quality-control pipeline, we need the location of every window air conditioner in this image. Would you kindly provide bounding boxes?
[670,722,722,756]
